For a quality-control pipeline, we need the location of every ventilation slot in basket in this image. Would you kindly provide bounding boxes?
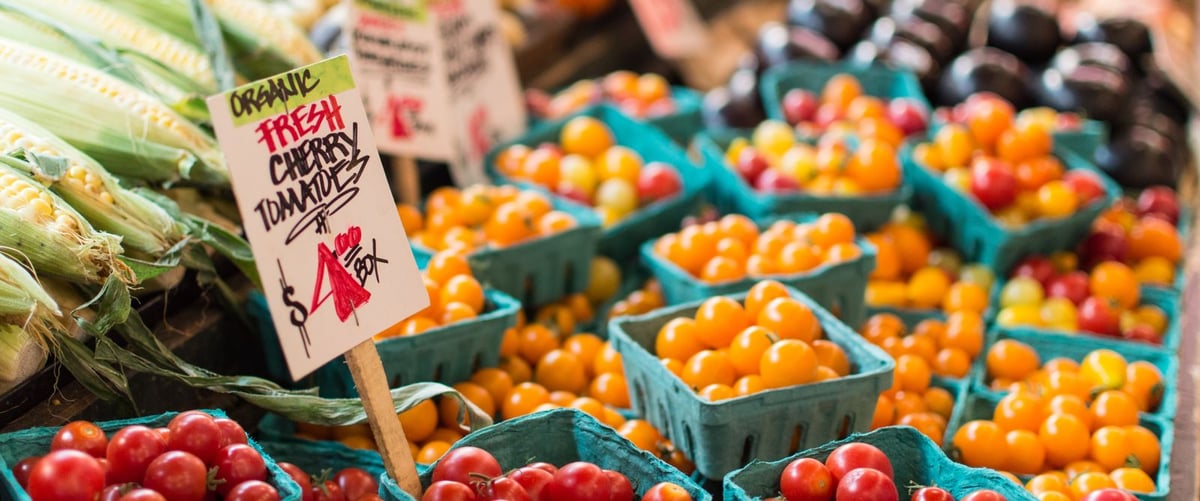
[789,424,806,454]
[837,414,854,439]
[739,433,755,466]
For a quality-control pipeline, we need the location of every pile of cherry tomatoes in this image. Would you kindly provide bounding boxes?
[652,280,853,400]
[14,412,281,501]
[529,71,678,121]
[375,251,489,339]
[765,441,1006,501]
[778,74,928,140]
[1080,186,1184,287]
[277,464,380,501]
[863,217,995,313]
[398,187,577,252]
[422,446,693,501]
[995,257,1170,344]
[913,94,1109,227]
[496,116,684,228]
[652,213,863,284]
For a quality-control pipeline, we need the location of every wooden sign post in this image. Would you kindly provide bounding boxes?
[205,55,429,497]
[345,0,526,192]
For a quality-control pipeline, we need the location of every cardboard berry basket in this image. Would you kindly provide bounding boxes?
[969,326,1180,420]
[378,409,712,501]
[760,60,931,120]
[0,410,302,501]
[945,390,1172,501]
[723,426,1037,501]
[410,192,602,310]
[693,130,913,232]
[255,435,387,491]
[486,104,711,262]
[641,213,876,326]
[607,286,894,479]
[987,283,1182,352]
[902,141,1122,276]
[249,252,522,395]
[530,86,703,146]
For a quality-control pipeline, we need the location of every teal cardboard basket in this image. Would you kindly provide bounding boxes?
[379,409,712,501]
[608,286,894,479]
[1047,120,1108,160]
[760,61,931,121]
[531,86,703,146]
[989,284,1181,352]
[970,327,1179,420]
[256,434,387,483]
[723,426,1034,501]
[411,193,602,309]
[0,410,302,501]
[694,130,912,231]
[487,104,710,262]
[945,391,1172,501]
[903,141,1121,276]
[641,213,876,325]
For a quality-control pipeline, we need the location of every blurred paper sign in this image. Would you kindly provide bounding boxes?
[629,0,708,59]
[346,0,526,186]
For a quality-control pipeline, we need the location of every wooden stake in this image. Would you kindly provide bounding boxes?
[391,156,421,205]
[344,340,422,498]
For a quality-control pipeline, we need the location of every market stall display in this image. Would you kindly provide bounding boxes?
[0,0,1196,500]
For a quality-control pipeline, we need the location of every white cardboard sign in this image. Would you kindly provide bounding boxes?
[206,55,428,380]
[628,0,708,59]
[346,0,527,186]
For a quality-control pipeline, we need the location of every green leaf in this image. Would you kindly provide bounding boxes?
[73,275,131,336]
[50,327,135,408]
[24,151,68,180]
[182,215,260,289]
[185,0,235,91]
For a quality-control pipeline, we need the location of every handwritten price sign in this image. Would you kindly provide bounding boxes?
[207,56,428,380]
[346,0,525,186]
[628,0,708,59]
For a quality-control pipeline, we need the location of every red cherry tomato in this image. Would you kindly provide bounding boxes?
[478,477,530,501]
[51,421,108,458]
[636,163,683,204]
[313,480,347,501]
[527,463,558,475]
[278,463,314,501]
[356,496,384,501]
[960,489,1006,501]
[13,456,38,488]
[226,480,282,501]
[642,482,694,501]
[142,451,208,501]
[970,158,1018,211]
[117,488,167,501]
[334,468,379,501]
[214,444,268,495]
[508,467,554,500]
[911,487,954,501]
[153,428,171,444]
[825,443,895,480]
[421,481,477,501]
[544,462,612,501]
[1079,488,1137,501]
[1063,171,1105,207]
[780,458,834,501]
[26,449,106,501]
[168,412,222,465]
[1011,257,1055,286]
[1078,296,1121,336]
[835,468,898,501]
[604,471,633,501]
[106,426,166,484]
[214,418,249,448]
[98,483,137,501]
[431,447,502,486]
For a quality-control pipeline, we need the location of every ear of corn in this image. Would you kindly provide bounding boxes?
[0,252,60,319]
[0,109,188,259]
[0,323,47,387]
[0,39,229,185]
[16,0,219,92]
[110,0,323,80]
[0,150,129,285]
[0,5,212,123]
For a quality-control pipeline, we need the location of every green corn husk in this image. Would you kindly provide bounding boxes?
[0,4,211,122]
[0,110,188,260]
[0,252,60,319]
[15,0,219,92]
[0,39,228,185]
[110,0,323,80]
[0,157,130,286]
